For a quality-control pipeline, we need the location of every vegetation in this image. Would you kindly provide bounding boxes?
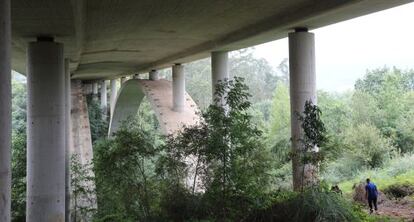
[9,49,414,221]
[86,95,108,143]
[10,79,27,222]
[70,154,96,221]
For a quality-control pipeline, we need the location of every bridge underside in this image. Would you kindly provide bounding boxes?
[2,0,414,220]
[10,0,412,79]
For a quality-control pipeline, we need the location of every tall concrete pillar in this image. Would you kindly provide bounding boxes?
[92,82,98,94]
[172,64,185,112]
[27,37,65,221]
[82,83,91,95]
[0,0,11,221]
[149,70,159,81]
[288,28,317,191]
[121,77,127,84]
[109,79,118,116]
[64,59,71,222]
[211,51,229,105]
[100,80,108,116]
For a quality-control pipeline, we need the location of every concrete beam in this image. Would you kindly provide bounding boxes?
[211,51,229,106]
[0,0,11,220]
[27,38,65,221]
[172,64,185,112]
[288,29,317,191]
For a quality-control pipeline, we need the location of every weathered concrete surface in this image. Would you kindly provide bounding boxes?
[109,79,118,116]
[27,40,65,222]
[109,79,200,136]
[71,80,94,165]
[211,51,229,106]
[64,59,72,222]
[289,30,317,191]
[172,64,185,112]
[0,0,11,221]
[9,1,413,79]
[100,80,107,115]
[70,80,96,220]
[149,70,159,81]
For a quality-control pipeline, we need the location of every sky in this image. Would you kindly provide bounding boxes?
[253,2,414,92]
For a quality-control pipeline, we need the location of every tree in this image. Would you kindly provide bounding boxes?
[295,100,327,191]
[93,117,162,221]
[11,132,26,222]
[11,75,27,221]
[353,67,414,153]
[163,77,272,221]
[343,123,395,169]
[267,81,291,165]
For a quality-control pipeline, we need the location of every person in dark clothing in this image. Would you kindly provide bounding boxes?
[365,178,378,213]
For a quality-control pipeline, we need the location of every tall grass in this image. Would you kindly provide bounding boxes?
[329,154,414,194]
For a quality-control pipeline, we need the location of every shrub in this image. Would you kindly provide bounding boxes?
[243,186,360,222]
[383,183,414,199]
[343,123,395,169]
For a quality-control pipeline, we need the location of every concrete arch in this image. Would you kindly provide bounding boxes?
[109,79,200,136]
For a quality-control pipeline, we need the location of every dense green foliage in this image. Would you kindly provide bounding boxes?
[245,185,359,222]
[9,49,414,221]
[93,78,273,221]
[70,154,96,221]
[86,95,108,143]
[319,68,414,184]
[11,78,27,222]
[93,117,163,221]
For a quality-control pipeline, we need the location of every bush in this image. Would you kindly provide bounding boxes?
[93,118,162,221]
[343,123,395,169]
[11,132,26,222]
[244,186,360,222]
[383,183,414,199]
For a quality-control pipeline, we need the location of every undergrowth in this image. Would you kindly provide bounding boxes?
[330,154,414,194]
[243,185,361,222]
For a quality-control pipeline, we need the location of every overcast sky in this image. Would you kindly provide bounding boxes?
[253,2,414,92]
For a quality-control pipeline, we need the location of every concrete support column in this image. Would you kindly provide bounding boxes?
[92,82,98,94]
[83,83,92,95]
[288,28,317,191]
[109,79,118,116]
[100,80,108,116]
[121,77,127,84]
[64,59,71,222]
[27,37,65,221]
[0,0,11,220]
[211,51,229,105]
[172,64,185,112]
[149,70,159,81]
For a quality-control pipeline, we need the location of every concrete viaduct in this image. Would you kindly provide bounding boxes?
[0,0,412,221]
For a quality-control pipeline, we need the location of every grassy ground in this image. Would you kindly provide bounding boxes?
[334,155,414,221]
[338,154,414,194]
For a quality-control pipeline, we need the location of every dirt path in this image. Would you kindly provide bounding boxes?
[368,198,414,221]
